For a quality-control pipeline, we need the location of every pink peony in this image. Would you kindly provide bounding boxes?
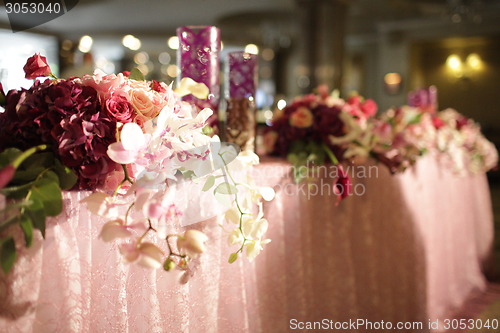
[23,54,51,79]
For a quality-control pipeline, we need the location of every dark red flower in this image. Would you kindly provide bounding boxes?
[122,71,131,77]
[456,116,469,130]
[23,54,51,79]
[0,82,5,106]
[333,165,352,203]
[0,79,117,190]
[150,80,166,93]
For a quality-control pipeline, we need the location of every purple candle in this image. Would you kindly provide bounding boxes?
[225,51,258,151]
[227,51,258,99]
[177,26,221,114]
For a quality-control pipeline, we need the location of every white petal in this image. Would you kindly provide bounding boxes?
[259,187,275,201]
[121,122,146,151]
[137,243,164,269]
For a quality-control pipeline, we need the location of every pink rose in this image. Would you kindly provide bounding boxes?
[81,72,123,96]
[105,94,135,123]
[289,106,314,128]
[360,99,377,117]
[23,54,51,79]
[347,95,362,107]
[129,89,157,122]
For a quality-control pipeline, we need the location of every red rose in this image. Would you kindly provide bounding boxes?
[105,94,135,123]
[333,165,352,204]
[150,80,166,93]
[23,54,52,79]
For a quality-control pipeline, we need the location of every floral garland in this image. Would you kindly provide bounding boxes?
[265,85,498,193]
[0,54,274,275]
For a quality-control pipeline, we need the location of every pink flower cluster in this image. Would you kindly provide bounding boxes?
[0,54,191,190]
[264,88,378,163]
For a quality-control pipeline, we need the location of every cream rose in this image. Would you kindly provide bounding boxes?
[129,89,157,122]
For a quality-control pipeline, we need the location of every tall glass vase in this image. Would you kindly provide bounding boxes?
[225,51,258,151]
[177,25,221,128]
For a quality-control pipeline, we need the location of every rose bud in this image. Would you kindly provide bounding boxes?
[333,165,352,204]
[0,165,15,190]
[23,53,52,79]
[0,82,5,106]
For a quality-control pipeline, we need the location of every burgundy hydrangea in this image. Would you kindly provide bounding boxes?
[0,79,117,190]
[265,94,346,161]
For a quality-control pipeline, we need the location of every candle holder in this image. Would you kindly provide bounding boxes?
[225,51,258,151]
[177,26,221,125]
[408,85,438,113]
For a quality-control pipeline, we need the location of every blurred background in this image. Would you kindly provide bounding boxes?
[0,0,499,166]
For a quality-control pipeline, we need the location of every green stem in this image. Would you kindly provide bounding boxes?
[321,143,339,165]
[11,144,49,169]
[113,165,134,197]
[218,153,250,253]
[0,215,19,232]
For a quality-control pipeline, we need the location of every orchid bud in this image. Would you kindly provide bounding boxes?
[177,230,208,257]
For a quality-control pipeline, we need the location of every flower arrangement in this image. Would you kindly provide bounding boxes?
[0,54,274,275]
[265,85,497,190]
[264,85,378,200]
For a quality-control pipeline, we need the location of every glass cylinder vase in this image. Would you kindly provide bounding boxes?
[225,51,258,152]
[177,26,221,125]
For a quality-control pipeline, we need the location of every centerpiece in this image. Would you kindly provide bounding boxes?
[264,85,497,198]
[0,54,274,275]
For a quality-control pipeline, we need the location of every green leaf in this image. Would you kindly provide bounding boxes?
[0,181,34,199]
[19,214,33,247]
[179,169,196,179]
[407,112,423,125]
[1,237,17,274]
[13,152,54,183]
[26,197,46,238]
[129,68,145,81]
[228,252,238,264]
[0,148,21,169]
[29,176,62,217]
[54,159,77,190]
[202,175,216,192]
[202,125,214,136]
[214,182,238,195]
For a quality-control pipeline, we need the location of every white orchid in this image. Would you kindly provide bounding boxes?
[177,230,209,257]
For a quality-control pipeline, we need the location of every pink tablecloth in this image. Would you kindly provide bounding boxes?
[0,154,494,332]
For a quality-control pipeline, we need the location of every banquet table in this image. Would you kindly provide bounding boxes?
[0,153,494,333]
